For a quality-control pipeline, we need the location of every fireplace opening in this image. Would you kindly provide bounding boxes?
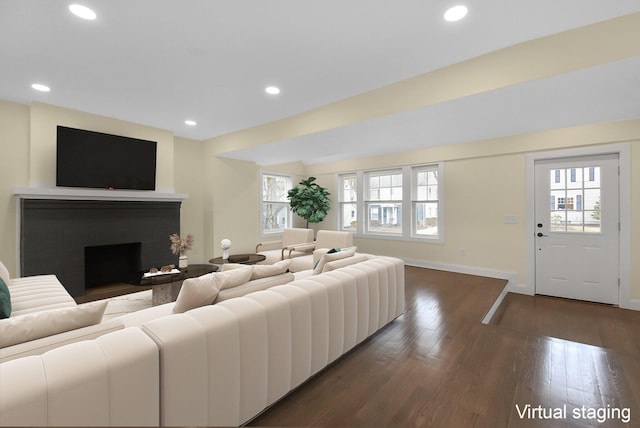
[84,242,142,288]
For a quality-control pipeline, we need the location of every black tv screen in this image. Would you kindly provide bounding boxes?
[56,126,157,190]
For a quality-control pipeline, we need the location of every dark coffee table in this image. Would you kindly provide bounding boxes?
[138,263,218,305]
[209,253,266,265]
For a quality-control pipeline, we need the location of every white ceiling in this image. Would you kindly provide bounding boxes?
[2,1,639,165]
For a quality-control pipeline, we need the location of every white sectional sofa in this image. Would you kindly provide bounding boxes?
[0,262,124,363]
[0,255,404,426]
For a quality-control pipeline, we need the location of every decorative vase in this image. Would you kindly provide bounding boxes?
[179,255,188,268]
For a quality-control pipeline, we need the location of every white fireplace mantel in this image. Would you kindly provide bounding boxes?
[13,187,188,202]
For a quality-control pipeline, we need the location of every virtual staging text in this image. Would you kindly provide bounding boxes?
[515,404,631,424]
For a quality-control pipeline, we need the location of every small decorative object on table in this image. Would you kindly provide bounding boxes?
[170,233,194,268]
[144,264,179,277]
[220,239,232,260]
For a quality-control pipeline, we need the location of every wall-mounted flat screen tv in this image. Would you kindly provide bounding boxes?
[56,126,157,191]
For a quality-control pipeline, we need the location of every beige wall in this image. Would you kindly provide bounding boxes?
[209,156,261,258]
[28,102,175,191]
[311,153,527,278]
[201,141,310,261]
[174,136,205,263]
[2,98,638,306]
[0,101,204,274]
[0,101,30,276]
[305,120,640,303]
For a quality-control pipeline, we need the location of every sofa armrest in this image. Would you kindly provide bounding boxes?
[9,275,76,316]
[0,319,124,363]
[0,328,160,427]
[286,242,315,257]
[256,240,283,253]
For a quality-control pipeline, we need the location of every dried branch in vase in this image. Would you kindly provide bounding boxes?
[169,233,194,256]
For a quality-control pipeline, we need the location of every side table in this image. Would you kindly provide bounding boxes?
[139,264,218,306]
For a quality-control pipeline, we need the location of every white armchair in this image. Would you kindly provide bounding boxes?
[255,228,315,265]
[288,230,354,272]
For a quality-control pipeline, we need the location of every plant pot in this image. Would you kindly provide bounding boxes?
[179,255,188,268]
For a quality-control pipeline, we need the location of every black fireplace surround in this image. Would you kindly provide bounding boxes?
[20,199,181,297]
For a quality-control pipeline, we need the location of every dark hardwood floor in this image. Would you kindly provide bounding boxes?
[491,292,640,357]
[248,266,640,428]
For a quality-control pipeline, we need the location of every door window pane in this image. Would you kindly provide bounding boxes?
[548,167,600,233]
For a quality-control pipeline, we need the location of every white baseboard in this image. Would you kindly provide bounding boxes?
[402,258,521,288]
[621,298,640,311]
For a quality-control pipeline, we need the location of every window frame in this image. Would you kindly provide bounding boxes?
[338,173,358,233]
[259,171,293,237]
[411,164,441,239]
[364,169,404,236]
[337,163,444,243]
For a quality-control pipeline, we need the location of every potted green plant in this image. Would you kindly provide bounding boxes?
[287,177,331,228]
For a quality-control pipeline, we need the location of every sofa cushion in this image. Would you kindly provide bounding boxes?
[0,261,10,288]
[250,259,291,279]
[222,261,292,280]
[0,319,124,363]
[218,266,253,290]
[112,302,175,328]
[0,300,108,348]
[313,247,357,275]
[9,275,77,317]
[215,273,295,303]
[173,273,221,314]
[0,278,11,319]
[321,253,369,273]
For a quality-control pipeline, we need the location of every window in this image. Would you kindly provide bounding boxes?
[260,172,292,234]
[366,170,403,234]
[413,165,439,236]
[338,163,443,241]
[549,167,601,233]
[339,174,357,232]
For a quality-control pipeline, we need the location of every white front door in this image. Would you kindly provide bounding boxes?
[534,154,619,304]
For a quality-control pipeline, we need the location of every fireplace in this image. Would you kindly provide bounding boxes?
[19,198,181,297]
[85,242,142,288]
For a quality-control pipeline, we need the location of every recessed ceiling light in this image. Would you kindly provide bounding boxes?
[31,83,51,92]
[444,5,468,22]
[265,86,281,95]
[185,120,197,126]
[69,4,97,20]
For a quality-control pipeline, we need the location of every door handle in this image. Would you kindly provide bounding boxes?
[537,232,548,237]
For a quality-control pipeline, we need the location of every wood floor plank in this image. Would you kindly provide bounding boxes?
[248,266,640,428]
